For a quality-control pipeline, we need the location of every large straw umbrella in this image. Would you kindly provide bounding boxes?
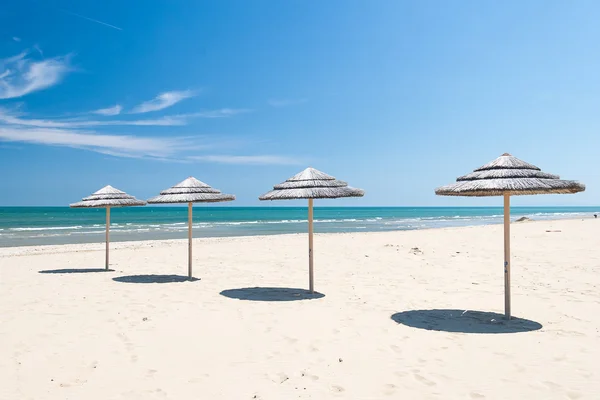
[70,185,146,269]
[259,167,365,293]
[435,153,585,319]
[147,177,235,278]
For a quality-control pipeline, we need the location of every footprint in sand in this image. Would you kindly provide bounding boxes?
[412,372,436,387]
[330,385,345,393]
[284,336,298,344]
[389,344,402,354]
[301,372,319,381]
[265,372,289,384]
[116,332,138,362]
[383,383,397,395]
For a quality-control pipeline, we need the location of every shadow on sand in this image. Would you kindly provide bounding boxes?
[113,274,199,284]
[391,309,543,334]
[39,268,114,274]
[220,287,325,302]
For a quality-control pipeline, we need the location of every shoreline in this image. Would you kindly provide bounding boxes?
[2,206,598,248]
[0,216,593,254]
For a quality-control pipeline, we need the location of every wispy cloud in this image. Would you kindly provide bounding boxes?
[189,155,300,165]
[12,37,21,42]
[0,126,192,159]
[268,98,308,107]
[0,125,297,164]
[64,11,123,31]
[131,90,196,114]
[0,108,247,128]
[91,104,122,116]
[190,108,251,118]
[0,51,71,99]
[33,44,43,57]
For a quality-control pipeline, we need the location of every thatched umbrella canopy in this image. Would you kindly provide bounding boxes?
[70,185,146,269]
[436,153,585,319]
[259,167,365,293]
[147,177,235,278]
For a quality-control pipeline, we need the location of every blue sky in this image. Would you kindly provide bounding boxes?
[0,0,598,206]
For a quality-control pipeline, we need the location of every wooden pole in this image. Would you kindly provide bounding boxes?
[105,206,110,270]
[188,202,193,278]
[503,193,511,319]
[308,198,314,293]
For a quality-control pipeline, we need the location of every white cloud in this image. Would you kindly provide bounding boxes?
[0,51,71,99]
[0,126,193,159]
[33,44,43,57]
[0,125,298,164]
[190,155,300,165]
[12,37,21,42]
[131,90,196,114]
[91,104,122,116]
[268,98,308,107]
[0,109,194,128]
[0,107,250,128]
[189,108,251,118]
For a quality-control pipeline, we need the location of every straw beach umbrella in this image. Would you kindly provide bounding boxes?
[435,153,585,319]
[259,167,365,293]
[70,186,146,269]
[147,177,235,278]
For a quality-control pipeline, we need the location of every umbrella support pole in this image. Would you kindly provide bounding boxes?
[188,202,193,279]
[503,193,511,319]
[105,206,110,270]
[308,199,314,293]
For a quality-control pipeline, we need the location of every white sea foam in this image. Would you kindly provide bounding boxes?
[9,226,83,232]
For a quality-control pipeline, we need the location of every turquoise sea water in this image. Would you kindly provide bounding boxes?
[0,206,598,247]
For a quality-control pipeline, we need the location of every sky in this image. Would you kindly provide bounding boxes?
[0,0,599,206]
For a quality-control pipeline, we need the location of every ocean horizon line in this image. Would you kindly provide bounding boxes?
[1,205,599,208]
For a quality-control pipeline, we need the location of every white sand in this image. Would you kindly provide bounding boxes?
[1,219,599,399]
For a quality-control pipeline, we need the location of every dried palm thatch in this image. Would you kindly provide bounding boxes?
[147,177,235,203]
[435,153,585,320]
[259,167,364,200]
[70,185,146,208]
[259,167,365,293]
[435,153,585,196]
[147,177,235,278]
[70,185,146,270]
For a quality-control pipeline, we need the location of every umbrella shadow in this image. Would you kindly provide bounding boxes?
[39,268,115,274]
[113,274,200,284]
[220,287,325,302]
[391,309,543,334]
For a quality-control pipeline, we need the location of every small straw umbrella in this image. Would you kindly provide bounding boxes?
[435,153,585,319]
[147,177,235,278]
[70,185,146,269]
[259,167,365,293]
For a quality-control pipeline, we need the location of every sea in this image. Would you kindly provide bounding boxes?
[0,206,598,247]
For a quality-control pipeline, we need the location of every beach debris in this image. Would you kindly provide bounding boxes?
[142,317,148,321]
[339,358,343,362]
[409,247,423,255]
[546,230,562,233]
[515,217,532,222]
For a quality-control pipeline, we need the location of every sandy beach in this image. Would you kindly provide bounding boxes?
[1,218,599,399]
